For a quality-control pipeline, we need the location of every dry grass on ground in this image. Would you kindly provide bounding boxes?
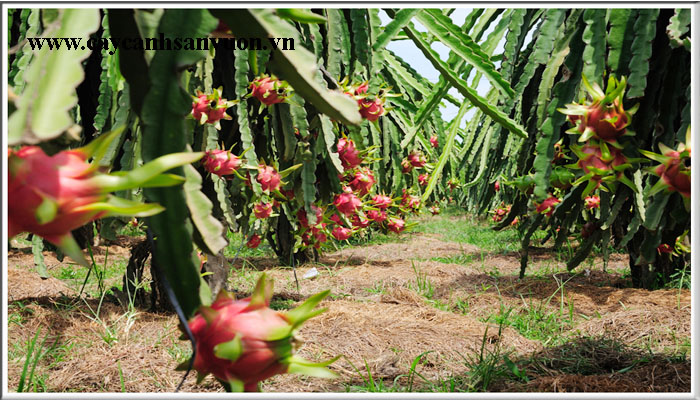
[6,226,691,393]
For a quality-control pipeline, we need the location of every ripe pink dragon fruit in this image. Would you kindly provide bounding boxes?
[250,75,290,106]
[184,274,336,391]
[328,213,344,227]
[657,243,673,254]
[366,209,387,223]
[297,206,323,228]
[387,217,405,234]
[337,138,362,169]
[401,158,413,174]
[584,195,600,210]
[534,196,560,217]
[640,138,691,200]
[491,205,511,222]
[332,226,353,241]
[333,192,362,215]
[8,146,106,245]
[570,141,634,195]
[418,174,429,187]
[407,151,427,168]
[256,164,282,193]
[371,194,392,209]
[191,89,234,128]
[430,135,439,148]
[348,167,376,196]
[558,75,635,145]
[202,149,242,177]
[8,133,201,267]
[253,202,273,219]
[401,191,421,211]
[354,82,369,95]
[311,225,328,248]
[494,181,500,192]
[246,234,262,249]
[350,214,370,229]
[358,97,385,122]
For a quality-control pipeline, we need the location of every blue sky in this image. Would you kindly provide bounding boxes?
[377,8,507,126]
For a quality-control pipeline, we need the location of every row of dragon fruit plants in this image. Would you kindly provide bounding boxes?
[7,8,691,392]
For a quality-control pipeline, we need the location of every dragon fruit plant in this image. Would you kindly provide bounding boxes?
[181,274,337,392]
[8,129,203,267]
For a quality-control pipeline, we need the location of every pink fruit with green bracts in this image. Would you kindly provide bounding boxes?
[358,97,385,121]
[348,167,376,196]
[333,192,362,215]
[246,234,262,249]
[250,76,290,106]
[418,174,429,187]
[8,146,107,245]
[366,209,387,223]
[8,133,203,267]
[191,88,234,129]
[371,194,392,209]
[534,195,560,217]
[430,135,439,148]
[387,217,405,234]
[407,150,427,168]
[640,140,691,200]
[256,164,282,193]
[184,274,336,392]
[354,82,369,95]
[401,158,413,174]
[253,202,273,219]
[350,214,370,229]
[570,140,636,196]
[429,205,440,215]
[331,226,353,240]
[337,138,362,169]
[584,195,600,210]
[657,243,673,254]
[297,206,323,228]
[202,149,242,177]
[558,75,635,145]
[328,213,343,227]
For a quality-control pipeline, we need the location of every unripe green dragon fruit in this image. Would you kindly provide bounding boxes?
[181,274,337,392]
